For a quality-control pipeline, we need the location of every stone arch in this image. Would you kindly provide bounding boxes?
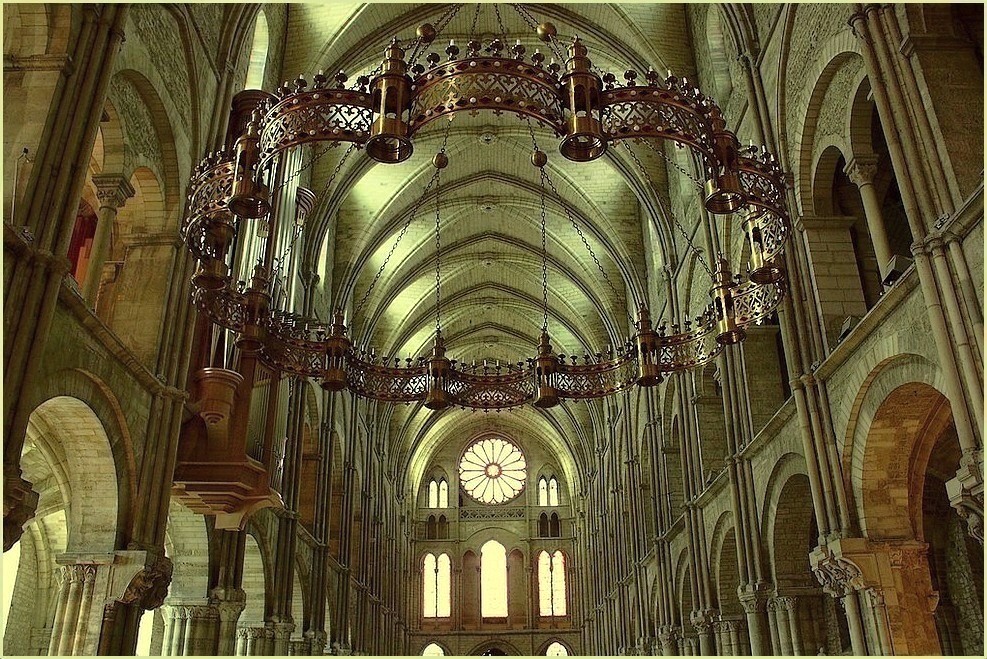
[810,143,850,216]
[240,531,268,626]
[2,4,77,217]
[842,352,947,528]
[108,69,181,214]
[537,638,572,655]
[468,638,523,656]
[420,640,451,655]
[96,97,127,176]
[672,546,692,633]
[856,381,955,541]
[848,371,973,654]
[24,368,137,547]
[792,39,863,214]
[704,5,735,102]
[847,77,878,162]
[708,510,741,616]
[163,499,210,602]
[2,509,67,655]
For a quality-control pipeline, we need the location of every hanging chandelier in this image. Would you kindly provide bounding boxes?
[181,4,790,413]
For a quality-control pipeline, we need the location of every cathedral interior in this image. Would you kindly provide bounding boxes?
[2,2,985,657]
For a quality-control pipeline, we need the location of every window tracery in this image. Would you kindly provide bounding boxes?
[422,553,450,618]
[460,437,526,505]
[537,550,567,617]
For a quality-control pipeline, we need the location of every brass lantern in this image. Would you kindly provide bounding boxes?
[229,110,271,219]
[710,258,745,346]
[742,209,784,284]
[236,265,271,354]
[635,306,663,387]
[366,39,414,164]
[321,309,350,391]
[559,38,608,162]
[533,330,561,408]
[703,118,744,214]
[424,331,451,410]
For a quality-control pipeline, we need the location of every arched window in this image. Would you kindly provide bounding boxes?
[426,515,437,539]
[423,643,445,656]
[538,477,548,506]
[439,479,449,508]
[538,512,549,537]
[550,512,562,538]
[460,437,526,504]
[422,553,451,618]
[438,514,448,539]
[549,476,560,506]
[546,641,569,656]
[537,550,567,616]
[428,480,439,508]
[244,11,269,90]
[480,540,508,617]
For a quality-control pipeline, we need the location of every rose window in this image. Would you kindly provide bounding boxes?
[459,437,527,504]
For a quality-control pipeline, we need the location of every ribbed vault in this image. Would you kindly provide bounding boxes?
[281,3,698,490]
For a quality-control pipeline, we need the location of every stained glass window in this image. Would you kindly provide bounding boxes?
[422,553,450,618]
[427,478,448,508]
[460,437,526,504]
[549,476,560,506]
[537,550,567,616]
[480,540,508,617]
[423,643,445,656]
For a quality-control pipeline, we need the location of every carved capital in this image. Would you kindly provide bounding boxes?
[843,155,879,187]
[120,553,173,610]
[810,545,864,596]
[92,174,135,210]
[3,468,38,551]
[775,595,798,611]
[946,450,984,545]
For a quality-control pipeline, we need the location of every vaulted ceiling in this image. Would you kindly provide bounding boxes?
[276,4,702,491]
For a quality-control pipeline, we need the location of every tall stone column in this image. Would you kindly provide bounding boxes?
[844,156,894,279]
[81,173,134,303]
[739,590,771,656]
[214,590,247,656]
[48,564,92,655]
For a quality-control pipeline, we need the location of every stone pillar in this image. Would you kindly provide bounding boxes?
[81,173,134,303]
[765,599,785,655]
[769,598,794,655]
[844,156,894,279]
[778,597,802,656]
[215,590,247,656]
[269,620,295,656]
[692,612,716,656]
[162,603,220,655]
[739,589,771,656]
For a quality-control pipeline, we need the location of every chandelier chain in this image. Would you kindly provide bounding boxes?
[621,141,713,276]
[354,168,440,313]
[354,121,453,314]
[408,3,462,67]
[542,169,625,305]
[642,138,705,191]
[539,168,549,332]
[269,142,335,198]
[493,3,509,45]
[511,4,568,63]
[469,3,482,41]
[271,144,357,289]
[434,156,442,333]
